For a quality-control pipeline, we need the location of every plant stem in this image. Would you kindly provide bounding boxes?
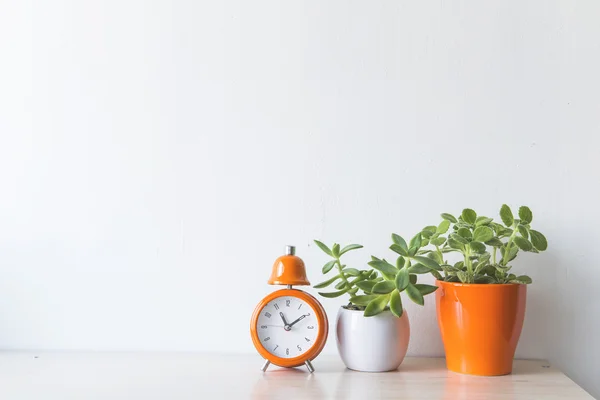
[464,246,474,283]
[335,258,351,289]
[493,247,497,264]
[501,226,519,266]
[434,245,446,279]
[467,254,472,275]
[435,244,445,263]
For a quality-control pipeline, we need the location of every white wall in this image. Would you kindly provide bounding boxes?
[0,0,598,397]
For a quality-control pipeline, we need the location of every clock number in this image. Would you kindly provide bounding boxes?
[260,325,267,329]
[286,300,291,307]
[264,337,270,342]
[274,304,279,310]
[307,326,314,329]
[297,345,302,351]
[286,348,289,356]
[274,345,279,351]
[264,312,271,318]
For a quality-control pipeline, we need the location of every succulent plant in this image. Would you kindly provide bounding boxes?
[313,237,439,318]
[423,205,548,284]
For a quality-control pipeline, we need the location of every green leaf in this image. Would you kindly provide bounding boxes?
[409,233,422,250]
[348,287,358,295]
[440,264,457,273]
[441,213,458,223]
[513,236,533,251]
[475,216,493,226]
[469,241,487,253]
[474,260,487,274]
[478,252,491,264]
[395,268,410,291]
[395,256,406,269]
[448,237,465,250]
[430,237,446,246]
[356,280,376,292]
[410,274,417,284]
[390,243,409,257]
[517,225,529,239]
[406,284,424,306]
[322,260,337,274]
[314,240,332,256]
[389,290,403,317]
[422,225,437,237]
[372,280,396,294]
[427,251,443,264]
[368,260,398,276]
[529,230,548,251]
[343,268,361,276]
[450,233,469,244]
[412,256,442,271]
[461,209,477,224]
[518,206,533,224]
[391,234,408,252]
[339,244,364,256]
[437,220,450,234]
[380,271,397,281]
[474,275,496,283]
[500,204,514,227]
[364,294,391,317]
[491,222,504,234]
[335,280,347,290]
[456,271,468,283]
[473,226,494,243]
[408,263,430,274]
[349,295,379,306]
[414,284,438,296]
[510,275,533,284]
[501,244,519,262]
[318,289,348,298]
[457,227,473,240]
[332,243,340,257]
[499,228,514,237]
[313,274,340,289]
[485,237,504,247]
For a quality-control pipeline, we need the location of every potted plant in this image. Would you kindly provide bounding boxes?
[313,235,440,372]
[420,205,548,376]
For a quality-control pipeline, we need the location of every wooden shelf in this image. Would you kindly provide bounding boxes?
[0,352,592,399]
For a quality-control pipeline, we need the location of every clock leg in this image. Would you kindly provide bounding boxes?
[261,360,270,372]
[305,360,315,373]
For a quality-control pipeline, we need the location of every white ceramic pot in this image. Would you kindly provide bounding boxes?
[336,307,410,372]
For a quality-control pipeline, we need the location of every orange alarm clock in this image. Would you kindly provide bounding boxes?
[250,245,328,373]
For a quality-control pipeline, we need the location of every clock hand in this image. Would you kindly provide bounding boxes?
[279,312,289,326]
[288,314,309,328]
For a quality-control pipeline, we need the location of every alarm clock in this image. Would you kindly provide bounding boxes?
[250,245,328,373]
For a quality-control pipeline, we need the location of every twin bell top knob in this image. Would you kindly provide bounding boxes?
[267,245,310,286]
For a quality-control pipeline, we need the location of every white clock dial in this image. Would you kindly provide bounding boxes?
[256,296,320,359]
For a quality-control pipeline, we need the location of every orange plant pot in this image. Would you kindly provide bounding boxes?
[435,280,527,376]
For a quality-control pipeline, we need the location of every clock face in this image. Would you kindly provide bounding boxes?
[256,295,320,359]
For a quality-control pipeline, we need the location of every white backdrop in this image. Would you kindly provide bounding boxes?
[0,1,598,397]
